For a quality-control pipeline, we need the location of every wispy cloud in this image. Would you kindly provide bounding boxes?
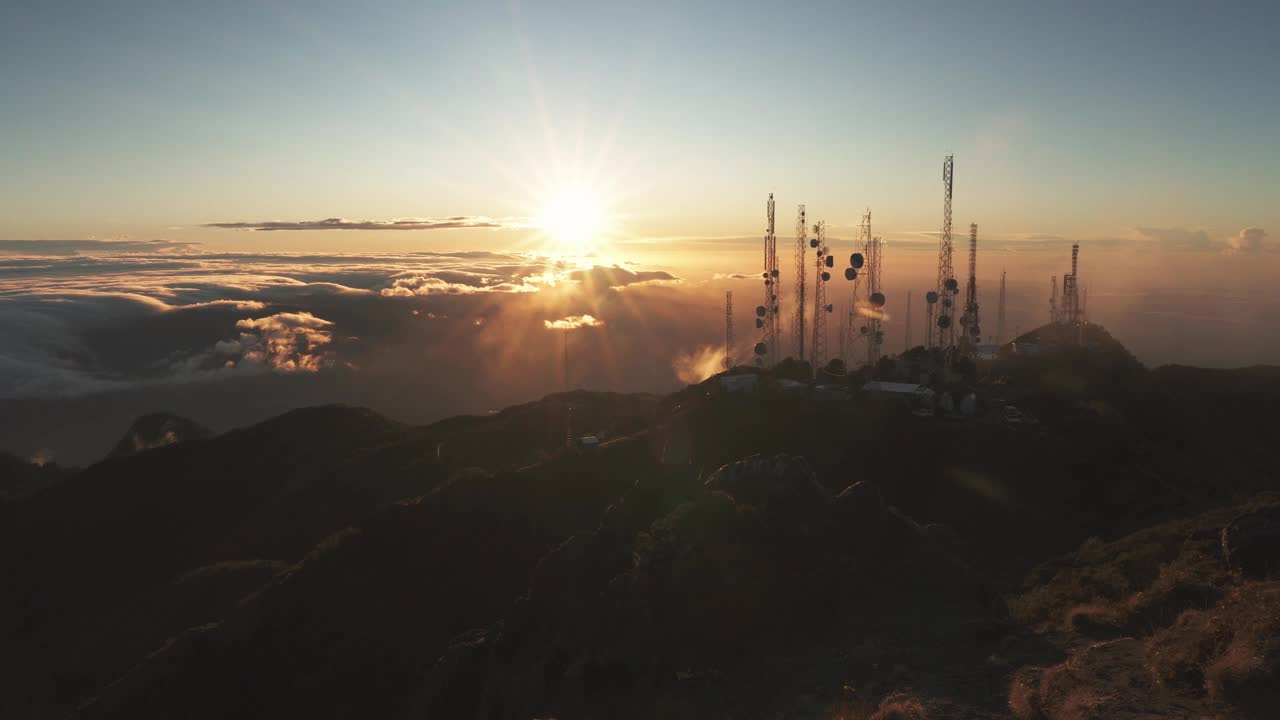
[0,239,199,255]
[1133,226,1212,250]
[203,216,527,232]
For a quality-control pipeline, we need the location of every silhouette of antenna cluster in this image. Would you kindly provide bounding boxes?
[727,153,1084,373]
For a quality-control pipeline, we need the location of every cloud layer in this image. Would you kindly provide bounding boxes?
[204,216,523,231]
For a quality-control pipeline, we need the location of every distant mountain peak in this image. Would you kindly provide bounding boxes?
[106,412,213,460]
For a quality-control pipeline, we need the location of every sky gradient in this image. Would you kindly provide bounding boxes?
[3,1,1277,251]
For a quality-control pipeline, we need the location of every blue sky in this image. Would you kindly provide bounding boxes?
[2,0,1277,254]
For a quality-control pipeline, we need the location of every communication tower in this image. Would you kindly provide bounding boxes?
[933,155,958,351]
[756,194,780,366]
[864,236,885,366]
[724,290,734,369]
[960,222,980,354]
[793,205,808,363]
[1049,275,1059,324]
[995,270,1007,345]
[810,220,833,371]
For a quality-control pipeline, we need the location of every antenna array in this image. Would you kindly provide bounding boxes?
[960,222,980,354]
[757,194,780,366]
[995,270,1007,345]
[793,205,807,363]
[932,154,958,350]
[810,220,832,371]
[724,290,734,369]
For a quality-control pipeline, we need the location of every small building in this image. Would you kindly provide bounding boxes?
[862,381,935,411]
[719,374,759,394]
[776,379,809,395]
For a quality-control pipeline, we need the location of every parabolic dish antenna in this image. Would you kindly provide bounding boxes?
[850,253,864,269]
[926,291,939,304]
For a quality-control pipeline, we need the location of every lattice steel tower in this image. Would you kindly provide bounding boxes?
[843,209,872,368]
[760,193,780,366]
[960,222,980,354]
[934,154,957,350]
[864,232,884,366]
[793,205,807,362]
[1049,275,1059,323]
[995,270,1007,345]
[810,220,832,371]
[724,290,734,369]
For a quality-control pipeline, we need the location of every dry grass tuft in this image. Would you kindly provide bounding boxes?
[1145,581,1280,710]
[867,691,929,720]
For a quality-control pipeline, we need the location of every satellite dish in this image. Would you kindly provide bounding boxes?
[762,272,769,279]
[850,253,864,269]
[754,342,767,356]
[809,238,819,248]
[926,291,939,304]
[945,278,959,291]
[870,292,886,307]
[755,318,764,328]
[970,325,981,337]
[845,268,857,281]
[825,255,834,268]
[812,224,820,233]
[875,331,884,342]
[937,315,952,329]
[771,269,779,277]
[942,298,953,309]
[821,271,831,282]
[754,357,764,366]
[755,305,766,317]
[860,326,869,335]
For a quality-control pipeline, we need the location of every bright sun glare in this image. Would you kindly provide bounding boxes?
[537,183,605,255]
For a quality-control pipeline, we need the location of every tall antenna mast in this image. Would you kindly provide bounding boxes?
[844,209,872,368]
[960,222,980,354]
[934,154,957,351]
[1049,275,1059,324]
[793,205,807,363]
[864,213,884,367]
[1064,242,1082,344]
[755,194,780,366]
[995,270,1007,345]
[724,290,734,369]
[811,220,831,372]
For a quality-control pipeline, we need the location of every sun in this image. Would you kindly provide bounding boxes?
[536,182,606,256]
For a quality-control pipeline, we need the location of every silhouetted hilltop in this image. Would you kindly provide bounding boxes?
[3,352,1279,719]
[0,452,68,501]
[105,412,213,460]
